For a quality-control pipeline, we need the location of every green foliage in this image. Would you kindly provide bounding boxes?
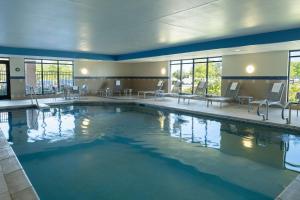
[34,64,73,82]
[171,62,222,95]
[289,62,300,101]
[208,63,222,96]
[289,61,300,101]
[290,62,300,79]
[171,69,180,81]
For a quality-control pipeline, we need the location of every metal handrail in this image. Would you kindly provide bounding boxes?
[257,100,269,120]
[29,86,39,107]
[282,102,291,124]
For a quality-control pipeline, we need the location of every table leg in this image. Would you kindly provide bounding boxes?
[248,98,250,112]
[289,105,292,124]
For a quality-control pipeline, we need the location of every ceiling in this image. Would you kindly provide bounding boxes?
[122,40,300,62]
[1,0,300,57]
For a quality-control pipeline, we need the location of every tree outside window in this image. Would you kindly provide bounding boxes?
[289,56,300,101]
[170,57,222,96]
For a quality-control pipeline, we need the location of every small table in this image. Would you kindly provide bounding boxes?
[238,96,253,112]
[124,89,133,96]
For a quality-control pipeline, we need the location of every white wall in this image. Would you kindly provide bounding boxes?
[222,51,289,77]
[6,57,168,98]
[74,60,168,77]
[221,51,289,101]
[10,57,25,77]
[74,61,131,77]
[128,62,168,77]
[9,57,26,99]
[73,60,169,94]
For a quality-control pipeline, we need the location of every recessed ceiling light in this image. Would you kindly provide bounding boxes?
[233,49,241,52]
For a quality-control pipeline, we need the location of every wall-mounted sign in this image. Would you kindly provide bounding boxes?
[15,67,21,72]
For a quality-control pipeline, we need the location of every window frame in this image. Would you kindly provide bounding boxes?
[287,50,300,101]
[170,56,222,95]
[24,58,74,95]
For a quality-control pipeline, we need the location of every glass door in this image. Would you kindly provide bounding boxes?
[0,60,10,99]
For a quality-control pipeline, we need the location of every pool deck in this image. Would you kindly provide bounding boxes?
[0,129,39,200]
[2,96,300,130]
[0,95,300,199]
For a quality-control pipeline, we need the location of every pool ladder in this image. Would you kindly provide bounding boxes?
[257,100,291,124]
[281,102,292,124]
[257,100,269,121]
[28,86,39,107]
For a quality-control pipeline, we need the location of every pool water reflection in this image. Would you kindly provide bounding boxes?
[0,104,300,199]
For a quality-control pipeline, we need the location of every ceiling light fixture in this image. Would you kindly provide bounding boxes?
[246,65,255,74]
[161,68,167,75]
[81,68,88,75]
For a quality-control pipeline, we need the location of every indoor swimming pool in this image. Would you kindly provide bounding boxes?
[0,104,299,200]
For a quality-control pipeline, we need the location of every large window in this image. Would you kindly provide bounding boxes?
[25,59,73,95]
[170,57,222,95]
[207,57,222,95]
[289,51,300,101]
[181,60,193,93]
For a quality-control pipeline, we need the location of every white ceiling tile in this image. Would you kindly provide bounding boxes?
[0,0,299,54]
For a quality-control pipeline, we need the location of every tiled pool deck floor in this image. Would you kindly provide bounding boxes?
[0,129,39,200]
[0,95,300,199]
[2,96,300,129]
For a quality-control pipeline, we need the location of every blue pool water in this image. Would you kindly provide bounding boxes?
[1,104,300,200]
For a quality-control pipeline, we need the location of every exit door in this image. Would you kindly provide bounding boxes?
[0,60,10,99]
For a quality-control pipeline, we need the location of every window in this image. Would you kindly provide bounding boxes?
[170,63,181,92]
[194,61,207,92]
[0,58,10,99]
[208,58,222,96]
[170,57,222,95]
[289,51,300,101]
[25,59,73,95]
[181,60,193,93]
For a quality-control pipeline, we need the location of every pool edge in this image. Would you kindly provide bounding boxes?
[2,98,300,132]
[0,129,40,200]
[276,175,300,200]
[1,99,300,199]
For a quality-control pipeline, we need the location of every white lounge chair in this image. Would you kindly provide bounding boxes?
[97,82,111,96]
[178,81,207,104]
[51,86,64,101]
[154,81,182,99]
[206,82,240,108]
[113,80,122,96]
[138,80,164,98]
[80,84,88,96]
[250,82,285,109]
[71,86,80,99]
